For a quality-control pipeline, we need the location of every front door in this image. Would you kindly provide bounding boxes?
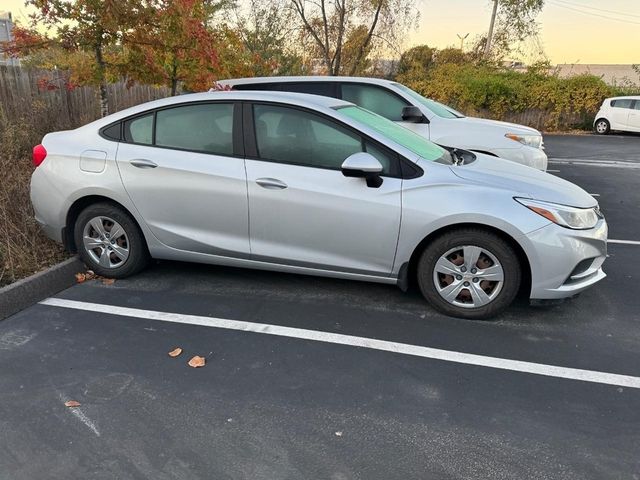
[116,102,250,257]
[245,103,402,276]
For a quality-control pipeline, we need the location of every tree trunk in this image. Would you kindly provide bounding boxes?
[94,42,109,117]
[348,0,382,76]
[170,58,179,95]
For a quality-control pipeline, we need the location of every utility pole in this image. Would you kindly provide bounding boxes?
[457,33,469,51]
[484,0,498,57]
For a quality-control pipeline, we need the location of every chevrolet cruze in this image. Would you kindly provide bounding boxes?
[30,91,607,319]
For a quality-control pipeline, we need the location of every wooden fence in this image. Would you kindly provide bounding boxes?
[0,66,170,127]
[0,66,593,132]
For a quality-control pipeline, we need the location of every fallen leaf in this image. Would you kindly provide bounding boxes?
[75,273,86,283]
[65,400,81,408]
[102,278,115,285]
[335,431,343,437]
[85,270,96,280]
[168,347,182,357]
[188,355,206,368]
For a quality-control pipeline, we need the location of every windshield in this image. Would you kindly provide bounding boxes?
[337,105,447,162]
[393,84,465,119]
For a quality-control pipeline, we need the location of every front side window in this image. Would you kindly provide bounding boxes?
[124,114,153,145]
[155,103,234,155]
[611,99,633,109]
[393,83,466,119]
[341,84,409,121]
[633,100,640,110]
[253,104,364,170]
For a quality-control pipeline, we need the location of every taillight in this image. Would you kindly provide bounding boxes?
[33,144,47,167]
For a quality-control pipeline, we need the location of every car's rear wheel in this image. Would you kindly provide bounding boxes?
[417,229,521,320]
[594,118,610,135]
[74,203,149,278]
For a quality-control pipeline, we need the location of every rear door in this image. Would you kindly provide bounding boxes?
[116,102,250,257]
[244,103,402,276]
[609,98,633,129]
[627,100,640,132]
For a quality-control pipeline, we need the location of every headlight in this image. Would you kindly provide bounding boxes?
[515,198,601,229]
[505,133,543,149]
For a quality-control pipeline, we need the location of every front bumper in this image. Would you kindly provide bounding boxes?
[491,145,548,171]
[526,219,608,300]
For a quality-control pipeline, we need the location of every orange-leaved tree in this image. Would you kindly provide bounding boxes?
[125,0,233,95]
[26,0,152,116]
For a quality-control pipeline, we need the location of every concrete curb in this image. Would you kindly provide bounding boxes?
[0,256,85,321]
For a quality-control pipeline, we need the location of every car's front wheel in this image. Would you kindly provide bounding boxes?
[417,229,521,320]
[594,118,610,135]
[74,203,149,278]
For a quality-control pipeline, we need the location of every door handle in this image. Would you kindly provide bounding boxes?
[130,159,158,169]
[256,178,288,190]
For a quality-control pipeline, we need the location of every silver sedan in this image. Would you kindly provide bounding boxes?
[30,91,607,319]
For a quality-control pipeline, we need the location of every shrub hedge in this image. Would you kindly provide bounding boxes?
[397,63,639,131]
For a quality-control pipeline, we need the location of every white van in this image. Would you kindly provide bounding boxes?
[594,96,640,135]
[221,76,548,170]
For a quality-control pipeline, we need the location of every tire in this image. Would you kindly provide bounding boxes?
[416,229,521,320]
[74,202,149,278]
[594,118,610,135]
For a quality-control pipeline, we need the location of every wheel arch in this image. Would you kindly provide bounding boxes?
[403,223,532,298]
[64,195,145,253]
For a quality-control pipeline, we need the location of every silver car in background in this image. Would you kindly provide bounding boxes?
[30,91,607,319]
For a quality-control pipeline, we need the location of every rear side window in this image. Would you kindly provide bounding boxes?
[155,103,233,155]
[124,114,153,145]
[341,84,409,121]
[233,83,279,91]
[611,99,633,109]
[277,82,338,97]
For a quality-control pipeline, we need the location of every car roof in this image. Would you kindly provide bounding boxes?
[87,90,353,127]
[219,76,397,88]
[606,96,640,100]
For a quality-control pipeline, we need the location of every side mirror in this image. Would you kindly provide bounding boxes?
[341,152,384,188]
[401,106,429,124]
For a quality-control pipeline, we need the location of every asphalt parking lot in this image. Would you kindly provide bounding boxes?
[1,134,639,479]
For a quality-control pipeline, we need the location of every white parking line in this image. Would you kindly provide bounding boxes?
[609,239,640,246]
[40,297,640,390]
[548,158,640,169]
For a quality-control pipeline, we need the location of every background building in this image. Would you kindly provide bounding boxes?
[0,11,20,67]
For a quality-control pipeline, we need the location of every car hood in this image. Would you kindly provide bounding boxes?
[461,116,541,136]
[450,154,597,208]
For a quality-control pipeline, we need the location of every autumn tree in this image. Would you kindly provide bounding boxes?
[290,0,418,76]
[125,0,232,95]
[27,0,151,116]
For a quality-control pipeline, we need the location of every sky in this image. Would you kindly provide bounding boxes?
[2,0,639,64]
